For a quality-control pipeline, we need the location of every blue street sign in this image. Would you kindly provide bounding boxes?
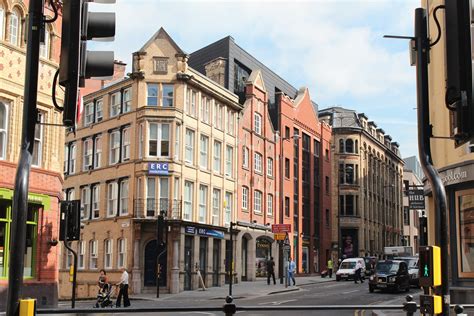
[148,162,169,175]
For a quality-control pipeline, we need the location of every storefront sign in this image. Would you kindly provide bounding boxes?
[148,162,169,175]
[439,165,473,186]
[185,226,224,239]
[185,226,196,235]
[274,233,286,241]
[271,224,291,233]
[408,189,425,209]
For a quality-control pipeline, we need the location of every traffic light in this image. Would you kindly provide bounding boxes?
[445,0,474,146]
[420,294,442,315]
[419,246,441,287]
[59,200,81,241]
[59,0,116,127]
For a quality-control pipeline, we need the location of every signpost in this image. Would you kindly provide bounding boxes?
[272,224,291,233]
[408,189,425,209]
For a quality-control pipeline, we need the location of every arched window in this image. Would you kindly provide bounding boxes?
[39,25,50,59]
[0,4,5,40]
[345,139,354,153]
[339,139,344,153]
[8,9,20,45]
[0,102,7,160]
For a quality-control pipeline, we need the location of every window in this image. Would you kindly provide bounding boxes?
[267,157,273,177]
[254,112,262,134]
[183,181,193,221]
[227,110,235,135]
[212,188,221,226]
[123,88,132,113]
[89,240,98,269]
[185,129,195,163]
[94,136,102,169]
[284,158,290,178]
[147,83,159,106]
[0,5,5,41]
[64,146,69,173]
[104,239,113,269]
[162,84,174,107]
[285,197,290,217]
[325,176,330,194]
[201,96,210,123]
[339,195,356,216]
[267,194,273,216]
[339,163,357,184]
[254,190,262,214]
[96,99,103,122]
[242,186,249,210]
[149,123,170,157]
[242,147,249,168]
[122,127,130,161]
[225,192,232,225]
[138,124,143,159]
[107,182,118,217]
[285,126,290,138]
[110,92,121,117]
[39,26,50,59]
[120,180,129,215]
[326,209,330,227]
[32,112,44,167]
[0,102,8,159]
[9,9,19,45]
[66,189,75,201]
[117,239,126,268]
[346,139,354,153]
[403,207,410,225]
[70,143,77,174]
[91,185,100,219]
[225,146,233,177]
[213,141,221,173]
[186,88,197,116]
[78,241,85,269]
[83,138,93,170]
[109,131,120,165]
[146,178,156,217]
[200,135,209,169]
[199,185,208,223]
[84,102,94,126]
[254,152,262,173]
[213,103,223,129]
[81,187,90,220]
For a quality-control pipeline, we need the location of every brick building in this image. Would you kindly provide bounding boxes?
[59,28,242,298]
[0,0,63,309]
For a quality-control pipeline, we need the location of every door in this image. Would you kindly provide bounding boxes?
[212,239,221,286]
[241,238,248,281]
[144,241,157,286]
[199,237,208,286]
[184,236,193,290]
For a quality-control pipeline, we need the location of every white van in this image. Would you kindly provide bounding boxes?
[336,258,366,281]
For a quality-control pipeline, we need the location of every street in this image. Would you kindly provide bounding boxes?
[54,280,423,316]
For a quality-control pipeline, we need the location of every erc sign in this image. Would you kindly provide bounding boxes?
[148,162,169,175]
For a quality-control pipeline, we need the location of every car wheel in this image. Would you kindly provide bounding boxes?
[336,276,341,281]
[369,286,374,293]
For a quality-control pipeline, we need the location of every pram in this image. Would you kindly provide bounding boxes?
[95,283,116,308]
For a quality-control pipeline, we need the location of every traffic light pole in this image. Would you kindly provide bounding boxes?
[414,8,450,315]
[6,1,44,315]
[63,241,78,308]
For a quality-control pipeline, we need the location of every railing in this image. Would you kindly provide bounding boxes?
[134,198,182,219]
[35,296,474,316]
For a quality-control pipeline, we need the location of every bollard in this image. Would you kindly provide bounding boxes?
[19,299,36,316]
[454,305,467,315]
[223,295,236,316]
[403,295,417,316]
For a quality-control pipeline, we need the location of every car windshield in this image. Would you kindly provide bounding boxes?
[376,262,399,274]
[340,261,356,269]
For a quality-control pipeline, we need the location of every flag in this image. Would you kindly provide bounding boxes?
[76,89,83,128]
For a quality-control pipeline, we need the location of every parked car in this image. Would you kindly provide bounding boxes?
[336,258,366,281]
[395,256,419,287]
[368,260,410,293]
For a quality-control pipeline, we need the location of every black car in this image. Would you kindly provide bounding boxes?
[369,260,410,293]
[395,256,419,287]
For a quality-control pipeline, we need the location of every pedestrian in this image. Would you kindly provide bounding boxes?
[354,260,364,284]
[116,267,130,307]
[97,269,109,293]
[288,257,296,286]
[266,256,276,285]
[327,258,333,278]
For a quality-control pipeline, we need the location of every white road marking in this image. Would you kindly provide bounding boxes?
[342,289,360,294]
[258,299,297,305]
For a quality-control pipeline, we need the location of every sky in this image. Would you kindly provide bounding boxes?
[91,0,420,158]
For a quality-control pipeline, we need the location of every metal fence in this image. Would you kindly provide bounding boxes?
[134,198,182,219]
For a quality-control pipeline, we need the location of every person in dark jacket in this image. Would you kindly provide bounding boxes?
[266,257,276,285]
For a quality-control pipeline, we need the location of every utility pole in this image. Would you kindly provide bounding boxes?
[6,1,43,315]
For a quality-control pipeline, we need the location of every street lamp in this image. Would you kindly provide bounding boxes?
[279,132,299,284]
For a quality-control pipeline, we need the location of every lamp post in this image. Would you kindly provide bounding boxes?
[228,221,236,297]
[279,132,299,284]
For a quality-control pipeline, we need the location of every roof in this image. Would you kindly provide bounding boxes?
[318,106,361,129]
[138,27,186,55]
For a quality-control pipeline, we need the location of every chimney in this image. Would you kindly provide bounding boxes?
[204,57,227,87]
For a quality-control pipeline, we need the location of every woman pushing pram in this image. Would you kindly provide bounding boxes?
[95,269,116,308]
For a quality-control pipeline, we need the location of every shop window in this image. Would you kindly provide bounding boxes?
[457,190,474,277]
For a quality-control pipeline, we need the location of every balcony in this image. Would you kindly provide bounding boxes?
[134,198,182,219]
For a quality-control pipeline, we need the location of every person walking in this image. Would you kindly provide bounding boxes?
[354,260,364,284]
[327,258,334,278]
[116,267,130,307]
[288,257,296,286]
[266,257,276,285]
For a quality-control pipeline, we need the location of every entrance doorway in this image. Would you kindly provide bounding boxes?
[241,237,248,281]
[184,236,193,290]
[144,240,167,287]
[212,239,221,286]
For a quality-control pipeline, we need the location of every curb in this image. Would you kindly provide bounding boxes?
[268,288,300,295]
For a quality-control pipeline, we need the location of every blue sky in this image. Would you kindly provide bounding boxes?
[91,0,419,158]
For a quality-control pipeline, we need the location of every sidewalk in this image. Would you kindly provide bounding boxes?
[131,275,336,302]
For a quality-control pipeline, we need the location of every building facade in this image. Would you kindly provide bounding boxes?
[319,107,404,261]
[0,0,63,309]
[59,28,242,298]
[189,37,332,275]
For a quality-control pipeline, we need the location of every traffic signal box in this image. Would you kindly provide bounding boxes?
[420,295,442,315]
[419,246,441,287]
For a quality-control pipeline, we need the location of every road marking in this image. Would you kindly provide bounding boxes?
[258,299,297,305]
[342,289,359,294]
